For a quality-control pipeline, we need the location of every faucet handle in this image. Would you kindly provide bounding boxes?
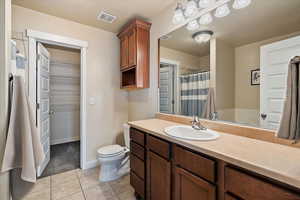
[192,115,199,122]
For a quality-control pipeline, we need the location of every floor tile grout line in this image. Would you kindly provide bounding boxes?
[50,175,52,200]
[77,169,87,200]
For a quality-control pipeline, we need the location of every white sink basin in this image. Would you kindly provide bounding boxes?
[164,125,220,141]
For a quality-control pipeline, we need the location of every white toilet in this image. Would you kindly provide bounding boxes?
[97,124,130,182]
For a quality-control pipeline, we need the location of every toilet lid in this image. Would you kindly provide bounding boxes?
[97,145,124,157]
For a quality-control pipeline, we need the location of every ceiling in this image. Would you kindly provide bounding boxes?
[12,0,175,33]
[161,0,300,57]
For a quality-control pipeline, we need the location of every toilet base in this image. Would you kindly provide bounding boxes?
[99,158,130,182]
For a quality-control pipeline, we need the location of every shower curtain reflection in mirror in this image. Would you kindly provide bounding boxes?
[180,71,210,117]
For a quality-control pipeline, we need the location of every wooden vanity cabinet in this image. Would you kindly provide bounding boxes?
[129,128,146,199]
[173,145,217,200]
[147,151,171,200]
[224,166,300,200]
[147,135,171,200]
[129,128,300,200]
[117,19,151,89]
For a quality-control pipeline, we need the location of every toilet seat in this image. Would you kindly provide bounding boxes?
[97,145,126,158]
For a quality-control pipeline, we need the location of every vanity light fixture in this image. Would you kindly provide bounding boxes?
[184,0,198,18]
[214,3,230,18]
[233,0,252,9]
[187,20,200,31]
[198,0,213,9]
[172,0,252,31]
[199,12,213,25]
[172,3,186,24]
[193,30,213,43]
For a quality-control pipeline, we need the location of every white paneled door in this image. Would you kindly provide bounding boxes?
[159,64,175,114]
[260,35,300,130]
[36,43,51,177]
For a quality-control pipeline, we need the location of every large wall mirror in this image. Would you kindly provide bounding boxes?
[158,0,300,130]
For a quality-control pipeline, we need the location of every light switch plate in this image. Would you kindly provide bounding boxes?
[89,97,96,105]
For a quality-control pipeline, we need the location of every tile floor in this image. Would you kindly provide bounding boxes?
[22,168,136,200]
[41,141,80,177]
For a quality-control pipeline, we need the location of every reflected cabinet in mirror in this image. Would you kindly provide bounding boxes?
[158,0,300,131]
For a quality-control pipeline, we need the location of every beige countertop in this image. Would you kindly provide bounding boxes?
[128,118,300,189]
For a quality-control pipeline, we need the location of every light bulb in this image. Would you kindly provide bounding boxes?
[214,4,230,18]
[173,4,185,24]
[199,12,213,25]
[199,0,212,9]
[184,0,198,18]
[233,0,252,9]
[186,20,200,31]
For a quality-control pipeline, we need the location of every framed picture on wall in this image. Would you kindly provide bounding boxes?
[251,69,260,85]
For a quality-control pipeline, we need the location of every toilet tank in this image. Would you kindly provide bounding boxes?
[123,123,130,148]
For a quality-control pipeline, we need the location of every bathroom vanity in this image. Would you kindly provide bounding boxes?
[128,118,300,200]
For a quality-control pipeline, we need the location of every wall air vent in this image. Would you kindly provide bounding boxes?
[97,11,117,23]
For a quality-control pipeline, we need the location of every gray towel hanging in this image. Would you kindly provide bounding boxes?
[277,56,300,140]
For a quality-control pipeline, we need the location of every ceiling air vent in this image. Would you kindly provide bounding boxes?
[160,34,172,40]
[97,11,117,23]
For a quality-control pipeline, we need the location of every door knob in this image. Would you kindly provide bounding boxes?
[49,110,55,115]
[261,113,267,120]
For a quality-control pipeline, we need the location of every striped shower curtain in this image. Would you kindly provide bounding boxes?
[180,72,210,117]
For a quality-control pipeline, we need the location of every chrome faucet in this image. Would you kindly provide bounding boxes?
[191,116,207,130]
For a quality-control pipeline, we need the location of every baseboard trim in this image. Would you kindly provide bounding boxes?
[50,136,80,145]
[83,159,99,170]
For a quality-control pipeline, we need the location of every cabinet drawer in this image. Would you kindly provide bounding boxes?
[174,145,216,182]
[131,154,145,180]
[130,141,145,161]
[130,171,145,199]
[130,128,145,146]
[147,135,170,160]
[225,167,300,200]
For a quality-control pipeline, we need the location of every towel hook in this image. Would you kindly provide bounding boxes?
[9,73,13,82]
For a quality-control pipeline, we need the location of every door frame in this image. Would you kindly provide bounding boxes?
[26,29,89,170]
[160,58,180,114]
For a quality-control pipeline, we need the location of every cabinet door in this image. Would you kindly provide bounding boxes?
[175,167,216,200]
[120,35,129,69]
[147,151,171,200]
[128,29,136,67]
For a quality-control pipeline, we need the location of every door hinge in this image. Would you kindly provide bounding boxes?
[37,103,40,110]
[172,100,175,104]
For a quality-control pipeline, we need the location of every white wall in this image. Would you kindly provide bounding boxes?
[0,0,11,199]
[12,5,129,164]
[160,46,210,74]
[214,39,235,122]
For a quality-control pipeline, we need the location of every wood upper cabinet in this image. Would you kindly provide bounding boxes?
[174,167,216,200]
[117,19,151,89]
[128,29,136,67]
[120,35,129,69]
[147,151,171,200]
